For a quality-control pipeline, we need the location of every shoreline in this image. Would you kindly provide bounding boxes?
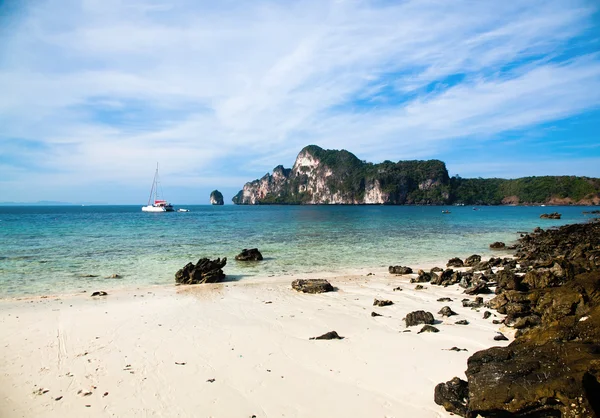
[0,263,513,418]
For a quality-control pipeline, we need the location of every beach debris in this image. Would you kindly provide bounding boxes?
[103,392,109,397]
[483,311,492,319]
[455,320,469,325]
[414,285,425,290]
[373,299,393,307]
[493,333,509,341]
[80,274,99,278]
[235,248,263,261]
[34,388,50,395]
[418,325,440,334]
[206,379,215,383]
[540,212,561,219]
[264,301,272,304]
[405,310,434,327]
[437,297,453,302]
[91,291,108,297]
[446,257,464,268]
[54,396,63,401]
[447,347,468,352]
[388,265,413,275]
[438,306,458,317]
[175,257,227,284]
[371,311,382,317]
[291,279,333,294]
[310,331,344,340]
[175,362,186,366]
[434,377,469,417]
[489,241,506,249]
[78,389,93,397]
[106,274,121,279]
[464,254,482,267]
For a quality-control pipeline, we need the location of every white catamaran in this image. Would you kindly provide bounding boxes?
[142,164,174,212]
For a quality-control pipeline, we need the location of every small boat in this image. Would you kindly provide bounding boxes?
[178,208,190,212]
[142,164,174,212]
[441,210,451,214]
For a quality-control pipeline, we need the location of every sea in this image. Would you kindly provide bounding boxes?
[0,205,595,298]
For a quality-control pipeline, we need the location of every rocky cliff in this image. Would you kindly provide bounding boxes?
[232,145,450,205]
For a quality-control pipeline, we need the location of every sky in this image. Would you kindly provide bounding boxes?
[1,0,600,204]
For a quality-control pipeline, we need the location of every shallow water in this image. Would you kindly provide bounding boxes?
[0,205,594,297]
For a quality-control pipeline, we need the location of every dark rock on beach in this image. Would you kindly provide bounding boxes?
[446,257,464,268]
[438,306,457,317]
[175,258,227,284]
[291,279,333,294]
[489,241,506,249]
[434,220,600,417]
[388,265,413,275]
[437,297,452,302]
[411,269,432,283]
[235,248,263,261]
[91,291,107,297]
[310,331,343,340]
[373,299,393,307]
[463,254,481,267]
[454,320,469,325]
[371,311,382,317]
[405,310,434,327]
[434,377,469,417]
[418,325,439,334]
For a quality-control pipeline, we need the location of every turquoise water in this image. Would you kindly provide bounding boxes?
[0,205,594,297]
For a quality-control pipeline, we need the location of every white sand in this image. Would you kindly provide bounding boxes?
[0,268,512,418]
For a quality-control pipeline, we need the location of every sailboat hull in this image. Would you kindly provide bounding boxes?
[142,205,174,212]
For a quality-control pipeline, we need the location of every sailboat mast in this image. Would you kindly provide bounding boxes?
[146,163,158,205]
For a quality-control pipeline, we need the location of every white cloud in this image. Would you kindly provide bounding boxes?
[0,0,599,202]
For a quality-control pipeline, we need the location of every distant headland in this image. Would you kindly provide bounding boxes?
[233,145,600,206]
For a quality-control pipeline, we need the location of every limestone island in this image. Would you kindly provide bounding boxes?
[232,145,600,205]
[210,189,224,205]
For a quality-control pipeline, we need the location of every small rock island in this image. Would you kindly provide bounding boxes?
[210,190,224,205]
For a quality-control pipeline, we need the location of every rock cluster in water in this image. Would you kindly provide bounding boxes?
[539,211,561,219]
[175,258,227,284]
[433,220,600,417]
[235,248,263,261]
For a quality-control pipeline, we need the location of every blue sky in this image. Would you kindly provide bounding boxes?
[1,0,599,204]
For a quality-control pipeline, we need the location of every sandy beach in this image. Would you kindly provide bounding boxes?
[0,267,513,418]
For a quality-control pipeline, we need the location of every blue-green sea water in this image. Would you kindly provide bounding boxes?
[0,205,595,297]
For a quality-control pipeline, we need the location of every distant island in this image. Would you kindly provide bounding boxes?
[210,190,224,205]
[232,145,600,205]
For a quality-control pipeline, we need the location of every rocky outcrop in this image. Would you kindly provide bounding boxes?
[232,145,450,205]
[175,258,227,284]
[291,279,334,294]
[540,211,561,219]
[434,220,600,417]
[235,248,263,261]
[210,190,224,205]
[310,331,344,340]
